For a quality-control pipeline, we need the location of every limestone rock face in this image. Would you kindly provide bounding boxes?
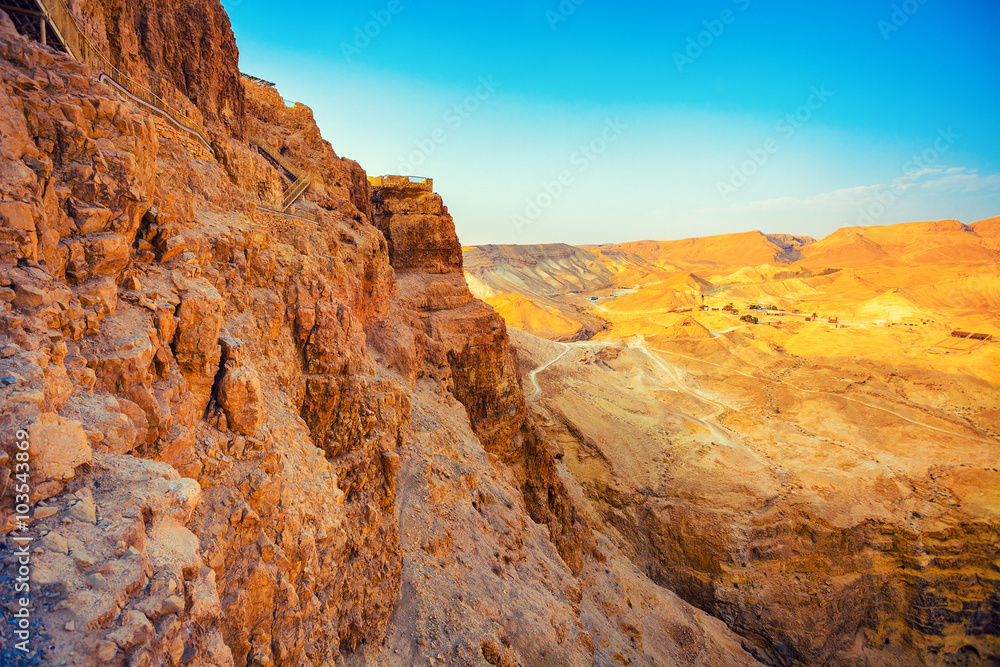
[371,178,527,459]
[371,176,464,272]
[80,0,246,138]
[173,282,224,415]
[61,392,142,454]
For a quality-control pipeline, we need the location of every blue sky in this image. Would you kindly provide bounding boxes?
[225,0,1000,245]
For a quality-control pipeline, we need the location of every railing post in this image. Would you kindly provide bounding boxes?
[40,17,46,46]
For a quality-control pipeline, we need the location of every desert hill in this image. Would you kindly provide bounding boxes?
[585,245,684,286]
[463,243,615,341]
[797,218,999,269]
[463,242,614,296]
[588,219,996,275]
[592,230,814,273]
[972,215,1000,244]
[709,263,808,285]
[466,217,999,337]
[473,291,593,341]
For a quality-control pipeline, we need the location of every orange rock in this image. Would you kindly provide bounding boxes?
[28,412,91,483]
[217,365,264,436]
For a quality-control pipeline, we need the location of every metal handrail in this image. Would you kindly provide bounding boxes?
[97,74,214,156]
[35,0,315,197]
[241,72,275,89]
[249,135,301,180]
[281,173,313,211]
[247,135,313,211]
[38,0,214,156]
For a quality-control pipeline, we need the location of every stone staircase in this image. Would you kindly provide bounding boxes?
[248,135,314,213]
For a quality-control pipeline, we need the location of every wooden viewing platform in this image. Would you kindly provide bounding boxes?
[241,72,276,89]
[368,175,433,191]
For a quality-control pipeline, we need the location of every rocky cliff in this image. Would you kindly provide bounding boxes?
[0,6,758,667]
[72,0,246,138]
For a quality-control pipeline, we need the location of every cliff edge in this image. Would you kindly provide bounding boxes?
[0,5,758,667]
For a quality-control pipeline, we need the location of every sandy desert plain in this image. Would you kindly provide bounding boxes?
[465,218,1000,664]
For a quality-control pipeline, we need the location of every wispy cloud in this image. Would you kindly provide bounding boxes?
[919,170,1000,192]
[897,167,943,182]
[689,166,1000,218]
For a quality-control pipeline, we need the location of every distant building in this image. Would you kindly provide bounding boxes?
[951,331,993,341]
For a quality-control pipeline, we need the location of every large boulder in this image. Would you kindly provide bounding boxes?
[28,411,91,483]
[217,364,264,436]
[173,282,224,414]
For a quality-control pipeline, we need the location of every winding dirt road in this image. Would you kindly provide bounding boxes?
[526,342,571,400]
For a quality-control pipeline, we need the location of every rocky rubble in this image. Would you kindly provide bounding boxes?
[7,454,232,666]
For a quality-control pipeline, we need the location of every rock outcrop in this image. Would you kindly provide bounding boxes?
[370,175,526,458]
